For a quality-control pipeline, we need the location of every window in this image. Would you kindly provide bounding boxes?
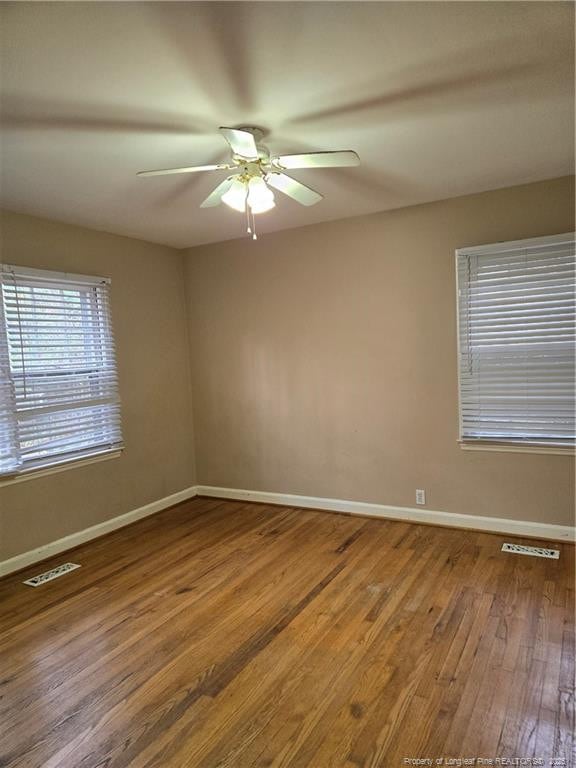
[0,265,123,477]
[456,233,575,450]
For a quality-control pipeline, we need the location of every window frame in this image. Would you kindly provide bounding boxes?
[0,264,123,482]
[455,232,576,455]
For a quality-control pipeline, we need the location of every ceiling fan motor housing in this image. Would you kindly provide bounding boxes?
[234,161,266,182]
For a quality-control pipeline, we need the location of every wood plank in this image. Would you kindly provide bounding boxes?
[0,499,573,767]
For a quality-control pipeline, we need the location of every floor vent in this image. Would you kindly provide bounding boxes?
[23,563,81,587]
[501,543,559,560]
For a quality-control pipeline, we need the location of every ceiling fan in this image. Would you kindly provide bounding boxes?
[137,126,360,239]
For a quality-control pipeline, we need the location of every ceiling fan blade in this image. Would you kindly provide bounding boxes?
[200,177,237,208]
[273,151,360,170]
[266,173,323,206]
[137,163,230,177]
[219,127,259,160]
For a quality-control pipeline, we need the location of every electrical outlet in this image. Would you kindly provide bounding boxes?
[416,489,426,505]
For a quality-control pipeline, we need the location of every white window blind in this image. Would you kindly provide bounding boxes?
[0,265,123,477]
[457,233,576,448]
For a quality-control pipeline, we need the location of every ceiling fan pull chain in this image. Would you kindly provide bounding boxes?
[246,203,252,234]
[252,210,257,240]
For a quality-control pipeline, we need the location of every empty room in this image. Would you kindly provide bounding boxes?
[0,2,574,766]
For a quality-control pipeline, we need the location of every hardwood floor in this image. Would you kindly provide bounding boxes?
[0,498,574,768]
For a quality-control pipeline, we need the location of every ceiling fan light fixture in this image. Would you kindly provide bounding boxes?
[138,126,360,238]
[247,177,275,214]
[221,178,248,212]
[249,198,275,215]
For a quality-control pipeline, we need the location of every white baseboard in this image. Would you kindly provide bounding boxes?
[196,485,576,543]
[0,486,198,578]
[3,483,573,578]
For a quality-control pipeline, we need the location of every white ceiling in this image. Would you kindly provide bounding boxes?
[1,2,574,249]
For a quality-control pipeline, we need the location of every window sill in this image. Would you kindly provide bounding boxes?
[0,449,123,487]
[459,441,575,456]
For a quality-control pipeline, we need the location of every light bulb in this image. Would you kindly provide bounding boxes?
[222,179,247,212]
[247,177,275,214]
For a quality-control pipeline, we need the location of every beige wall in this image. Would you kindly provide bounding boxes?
[184,176,575,527]
[0,211,196,560]
[1,177,574,563]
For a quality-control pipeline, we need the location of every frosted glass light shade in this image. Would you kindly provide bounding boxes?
[247,177,275,214]
[222,179,248,212]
